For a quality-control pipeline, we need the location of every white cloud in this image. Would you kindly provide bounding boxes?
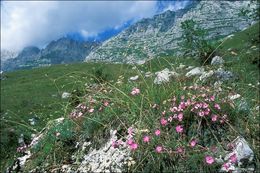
[1,1,157,51]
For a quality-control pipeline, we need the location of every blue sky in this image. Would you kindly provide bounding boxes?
[1,1,191,51]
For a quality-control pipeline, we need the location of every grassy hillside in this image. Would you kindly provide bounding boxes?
[1,22,259,172]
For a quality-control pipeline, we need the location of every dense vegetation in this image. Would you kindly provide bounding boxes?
[0,22,259,172]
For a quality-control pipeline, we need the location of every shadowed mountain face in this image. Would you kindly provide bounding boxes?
[85,1,257,63]
[1,38,100,71]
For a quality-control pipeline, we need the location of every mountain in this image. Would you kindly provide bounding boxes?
[40,37,100,64]
[85,1,258,63]
[0,49,19,62]
[1,38,100,71]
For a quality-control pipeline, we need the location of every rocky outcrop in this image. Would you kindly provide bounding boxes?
[154,68,179,84]
[1,38,100,72]
[86,1,257,63]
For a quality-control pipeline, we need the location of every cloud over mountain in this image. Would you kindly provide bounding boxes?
[1,1,190,51]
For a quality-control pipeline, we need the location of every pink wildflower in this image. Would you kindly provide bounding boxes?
[78,112,83,117]
[229,154,237,163]
[211,114,218,122]
[128,127,134,136]
[210,95,215,101]
[176,147,184,154]
[162,111,166,115]
[214,103,221,110]
[143,136,150,143]
[198,111,205,117]
[131,87,140,95]
[176,125,183,133]
[167,116,173,122]
[127,139,134,146]
[112,140,119,148]
[88,108,94,113]
[103,101,109,107]
[190,139,197,147]
[205,155,215,165]
[160,118,167,126]
[155,129,161,136]
[155,145,163,153]
[130,143,138,151]
[177,113,183,121]
[222,162,231,170]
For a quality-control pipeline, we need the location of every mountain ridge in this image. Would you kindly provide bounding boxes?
[85,1,257,63]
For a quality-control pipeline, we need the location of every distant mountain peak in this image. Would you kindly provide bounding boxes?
[86,1,257,63]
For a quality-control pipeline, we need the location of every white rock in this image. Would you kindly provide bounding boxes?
[17,151,31,167]
[144,71,153,78]
[185,67,204,77]
[225,137,254,165]
[199,70,214,82]
[154,68,179,85]
[129,75,139,81]
[211,56,224,65]
[228,94,241,100]
[77,130,132,172]
[61,92,71,99]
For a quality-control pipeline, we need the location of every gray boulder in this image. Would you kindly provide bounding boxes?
[154,68,179,84]
[214,68,236,82]
[220,137,254,172]
[185,67,204,77]
[211,56,224,65]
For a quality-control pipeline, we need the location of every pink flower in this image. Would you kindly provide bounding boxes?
[190,139,197,147]
[210,95,215,101]
[202,103,209,108]
[155,129,161,136]
[127,139,134,146]
[78,112,83,117]
[214,103,221,110]
[198,111,204,117]
[204,108,210,115]
[205,155,215,165]
[128,127,134,136]
[176,125,183,133]
[162,111,166,115]
[130,143,138,151]
[181,95,185,100]
[170,106,178,112]
[131,87,140,95]
[143,136,150,143]
[167,116,173,122]
[177,113,183,121]
[222,162,231,170]
[160,118,167,126]
[103,101,109,107]
[229,154,237,163]
[155,145,163,153]
[88,108,94,113]
[176,147,184,154]
[211,115,218,122]
[112,140,119,148]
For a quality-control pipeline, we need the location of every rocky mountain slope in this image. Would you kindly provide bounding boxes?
[1,38,100,71]
[85,1,257,63]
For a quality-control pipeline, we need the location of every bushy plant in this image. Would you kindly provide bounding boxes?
[179,19,217,65]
